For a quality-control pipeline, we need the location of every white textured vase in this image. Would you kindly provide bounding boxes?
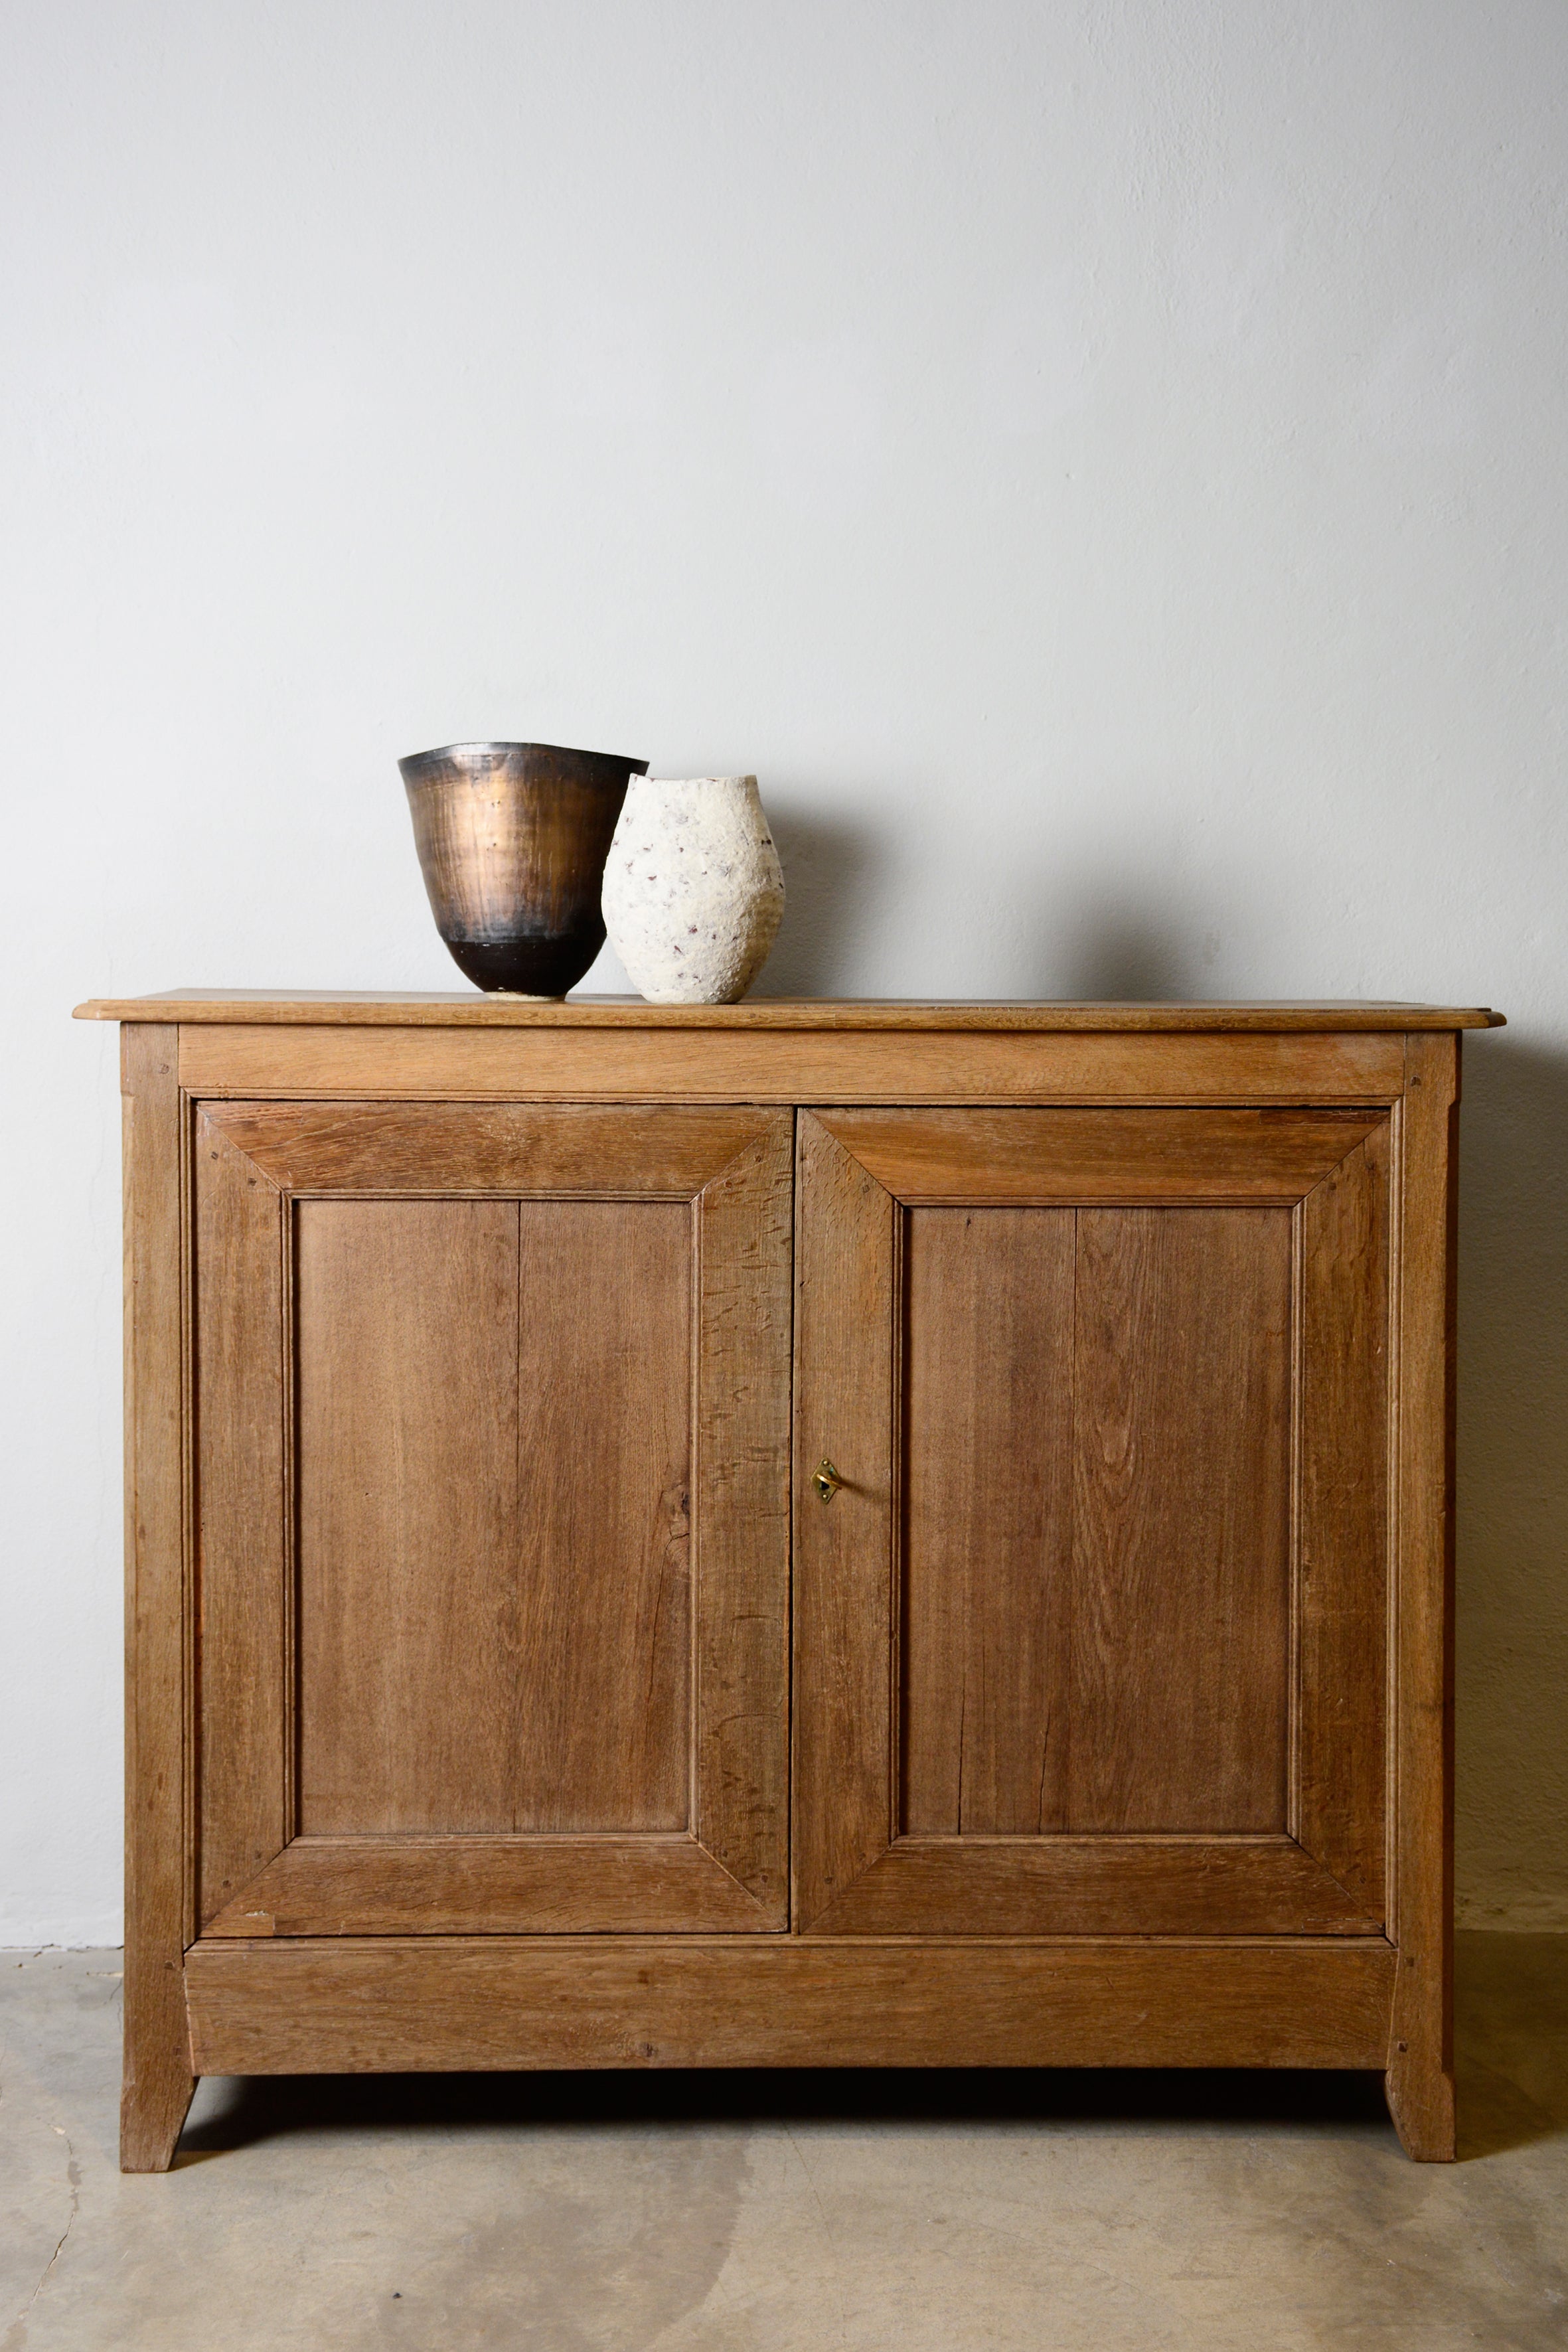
[603,776,785,1005]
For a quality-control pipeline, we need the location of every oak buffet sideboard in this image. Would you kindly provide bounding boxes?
[74,992,1502,2168]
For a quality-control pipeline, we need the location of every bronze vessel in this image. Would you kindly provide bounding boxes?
[400,740,648,997]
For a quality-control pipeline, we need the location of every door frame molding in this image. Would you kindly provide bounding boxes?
[193,1099,793,1936]
[792,1106,1391,1937]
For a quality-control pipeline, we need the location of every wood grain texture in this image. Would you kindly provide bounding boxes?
[1386,1034,1460,2160]
[98,1002,1480,2151]
[194,1115,287,1924]
[792,1114,898,1929]
[200,1103,786,1932]
[297,1194,695,1838]
[202,1835,766,1936]
[823,1106,1385,1202]
[1071,1209,1293,1833]
[795,1117,1366,1938]
[119,1026,196,2172]
[803,1833,1381,1937]
[176,1022,1409,1105]
[692,1120,794,1916]
[512,1200,691,1832]
[184,1934,1398,2074]
[80,990,1503,1030]
[1296,1128,1390,1916]
[902,1210,1075,1834]
[201,1099,763,1196]
[297,1200,522,1833]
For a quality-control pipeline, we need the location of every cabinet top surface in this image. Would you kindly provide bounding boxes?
[74,990,1503,1032]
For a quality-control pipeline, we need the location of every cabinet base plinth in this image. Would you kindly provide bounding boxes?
[185,1936,1397,2076]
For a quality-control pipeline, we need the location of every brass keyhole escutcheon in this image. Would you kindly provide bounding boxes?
[811,1459,844,1504]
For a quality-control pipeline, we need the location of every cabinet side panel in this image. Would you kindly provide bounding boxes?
[296,1201,522,1832]
[512,1200,692,1832]
[1071,1208,1293,1832]
[1297,1130,1389,1914]
[1387,1034,1460,2159]
[120,1026,196,2170]
[195,1117,287,1921]
[902,1208,1075,1833]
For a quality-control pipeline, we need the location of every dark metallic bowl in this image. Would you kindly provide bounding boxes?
[400,740,649,996]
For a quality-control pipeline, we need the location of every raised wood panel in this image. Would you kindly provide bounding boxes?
[195,1117,287,1920]
[296,1201,522,1834]
[185,1934,1399,2074]
[823,1106,1385,1202]
[902,1209,1075,1834]
[1070,1208,1293,1833]
[177,1022,1407,1104]
[901,1202,1305,1845]
[1296,1130,1389,1913]
[792,1115,898,1929]
[202,1836,765,1936]
[512,1200,691,1832]
[119,1027,197,2172]
[202,1099,761,1196]
[295,1197,694,1836]
[805,1833,1381,1938]
[691,1121,795,1912]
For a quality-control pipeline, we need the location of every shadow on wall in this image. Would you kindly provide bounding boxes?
[759,823,1243,1004]
[751,807,883,997]
[1454,1035,1568,1926]
[1030,886,1231,1001]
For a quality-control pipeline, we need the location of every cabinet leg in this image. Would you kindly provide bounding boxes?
[120,1951,196,2171]
[1384,2049,1456,2161]
[121,2053,196,2173]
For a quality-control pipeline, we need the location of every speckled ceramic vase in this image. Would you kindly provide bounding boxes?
[603,775,785,1005]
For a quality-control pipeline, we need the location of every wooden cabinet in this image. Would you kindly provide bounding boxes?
[80,994,1500,2170]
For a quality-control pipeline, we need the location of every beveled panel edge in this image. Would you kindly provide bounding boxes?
[690,1115,794,1920]
[789,1113,902,1930]
[803,1830,1383,1937]
[1291,1127,1391,1920]
[199,1097,775,1198]
[191,1118,292,1928]
[200,1831,774,1938]
[812,1104,1390,1204]
[80,992,1504,1030]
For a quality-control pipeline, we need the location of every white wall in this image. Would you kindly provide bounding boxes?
[3,0,1564,1941]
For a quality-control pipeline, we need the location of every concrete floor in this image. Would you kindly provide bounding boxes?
[1,1937,1563,2351]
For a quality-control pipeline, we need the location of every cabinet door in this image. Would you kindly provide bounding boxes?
[195,1101,791,1935]
[793,1106,1389,1936]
